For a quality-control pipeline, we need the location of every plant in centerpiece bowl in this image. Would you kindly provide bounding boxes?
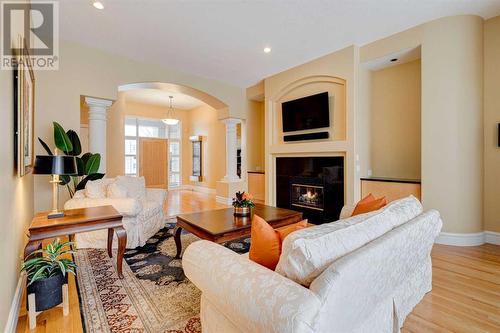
[232,191,255,217]
[21,238,77,312]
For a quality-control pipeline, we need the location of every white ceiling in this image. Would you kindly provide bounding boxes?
[124,89,205,110]
[59,0,500,87]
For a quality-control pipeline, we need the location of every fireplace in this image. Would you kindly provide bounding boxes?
[276,156,344,224]
[291,184,324,211]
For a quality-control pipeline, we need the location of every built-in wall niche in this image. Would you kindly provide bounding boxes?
[273,78,346,144]
[189,135,202,182]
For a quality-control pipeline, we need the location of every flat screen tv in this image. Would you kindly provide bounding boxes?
[282,92,329,132]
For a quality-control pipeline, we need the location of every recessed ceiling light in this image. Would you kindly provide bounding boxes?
[390,58,398,62]
[263,47,271,54]
[93,1,104,10]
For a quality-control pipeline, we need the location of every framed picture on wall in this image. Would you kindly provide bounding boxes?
[14,38,35,176]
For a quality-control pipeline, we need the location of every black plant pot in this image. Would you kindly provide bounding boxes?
[27,273,67,312]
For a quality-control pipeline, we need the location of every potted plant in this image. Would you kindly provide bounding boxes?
[232,191,255,217]
[21,239,77,312]
[38,122,105,197]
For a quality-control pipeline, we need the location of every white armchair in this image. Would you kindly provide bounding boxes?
[64,176,166,249]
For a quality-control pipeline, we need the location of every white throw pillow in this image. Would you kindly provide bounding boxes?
[107,183,128,199]
[115,176,146,200]
[276,196,423,286]
[85,179,111,199]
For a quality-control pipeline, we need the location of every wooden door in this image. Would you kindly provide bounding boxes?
[139,138,168,189]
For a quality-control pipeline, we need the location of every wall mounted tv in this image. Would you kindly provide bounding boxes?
[281,92,330,132]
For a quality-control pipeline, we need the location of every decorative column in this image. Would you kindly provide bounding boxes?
[85,97,113,173]
[223,118,241,182]
[216,117,246,205]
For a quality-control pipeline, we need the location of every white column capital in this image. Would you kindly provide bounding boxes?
[85,96,113,109]
[222,117,242,126]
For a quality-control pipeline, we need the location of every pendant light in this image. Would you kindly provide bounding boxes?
[162,96,179,125]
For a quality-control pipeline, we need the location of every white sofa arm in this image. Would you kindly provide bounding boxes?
[64,197,142,217]
[146,188,166,205]
[183,240,321,333]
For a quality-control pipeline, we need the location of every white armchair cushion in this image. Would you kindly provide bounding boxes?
[85,178,114,199]
[107,182,128,199]
[115,176,146,200]
[85,179,107,198]
[276,195,423,286]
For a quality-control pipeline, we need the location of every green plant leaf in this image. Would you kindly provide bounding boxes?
[37,138,53,155]
[66,130,82,156]
[85,154,101,174]
[59,175,71,185]
[75,173,105,191]
[53,122,73,154]
[75,157,85,176]
[81,152,92,166]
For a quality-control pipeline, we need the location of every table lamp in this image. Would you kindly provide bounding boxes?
[33,155,77,219]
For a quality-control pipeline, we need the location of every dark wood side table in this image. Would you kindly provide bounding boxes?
[24,205,127,278]
[174,204,303,258]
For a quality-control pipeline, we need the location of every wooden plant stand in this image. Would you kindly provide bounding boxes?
[27,284,69,329]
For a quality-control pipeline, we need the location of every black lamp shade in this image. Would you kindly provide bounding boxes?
[33,155,78,175]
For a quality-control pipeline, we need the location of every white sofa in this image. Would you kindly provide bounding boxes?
[64,176,166,249]
[183,196,442,333]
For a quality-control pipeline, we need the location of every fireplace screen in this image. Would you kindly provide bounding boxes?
[291,184,324,211]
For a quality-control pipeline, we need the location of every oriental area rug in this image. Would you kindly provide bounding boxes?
[74,217,250,333]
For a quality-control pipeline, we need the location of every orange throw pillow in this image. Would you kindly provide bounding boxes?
[352,196,387,216]
[351,193,376,216]
[249,215,308,270]
[276,220,308,243]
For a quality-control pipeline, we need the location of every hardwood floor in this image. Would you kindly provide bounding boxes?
[163,189,228,217]
[17,190,500,332]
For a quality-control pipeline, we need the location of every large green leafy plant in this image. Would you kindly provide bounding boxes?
[39,122,105,197]
[21,239,77,286]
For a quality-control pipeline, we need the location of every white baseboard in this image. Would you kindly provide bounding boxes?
[435,230,500,246]
[485,231,500,245]
[216,195,233,205]
[174,184,216,194]
[4,273,26,333]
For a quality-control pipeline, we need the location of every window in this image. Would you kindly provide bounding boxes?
[124,117,181,188]
[167,122,181,187]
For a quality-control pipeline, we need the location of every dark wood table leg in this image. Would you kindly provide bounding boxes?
[107,228,114,258]
[24,240,42,259]
[173,226,183,259]
[115,226,127,279]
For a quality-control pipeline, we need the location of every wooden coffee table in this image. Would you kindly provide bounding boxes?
[174,204,303,258]
[24,206,127,278]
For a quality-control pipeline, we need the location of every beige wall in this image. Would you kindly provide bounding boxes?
[358,15,484,234]
[187,105,226,189]
[421,16,483,233]
[0,66,34,329]
[264,45,356,204]
[35,40,246,212]
[246,101,265,172]
[370,59,421,179]
[484,16,500,233]
[356,67,372,178]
